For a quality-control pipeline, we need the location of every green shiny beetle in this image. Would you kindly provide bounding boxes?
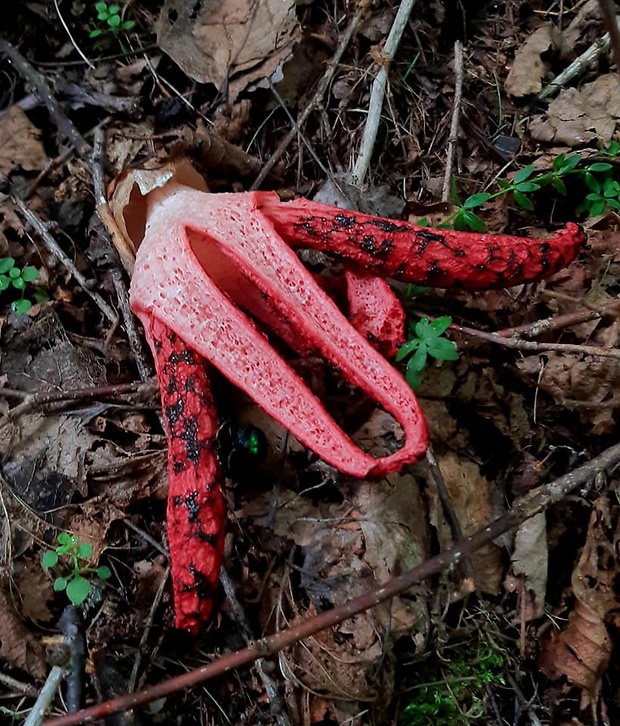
[217,420,268,476]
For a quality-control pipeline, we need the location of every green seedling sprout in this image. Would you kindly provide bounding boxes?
[429,143,620,231]
[0,258,43,314]
[396,316,459,389]
[42,532,111,606]
[89,1,135,40]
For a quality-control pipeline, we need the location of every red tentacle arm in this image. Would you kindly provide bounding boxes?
[345,270,405,357]
[131,187,428,481]
[256,193,585,290]
[145,317,226,634]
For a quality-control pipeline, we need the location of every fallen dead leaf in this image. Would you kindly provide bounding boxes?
[156,0,301,102]
[281,603,385,704]
[12,557,55,623]
[517,321,620,434]
[0,106,47,174]
[432,451,504,595]
[505,24,559,98]
[509,511,548,619]
[529,75,620,146]
[0,586,46,679]
[539,498,619,708]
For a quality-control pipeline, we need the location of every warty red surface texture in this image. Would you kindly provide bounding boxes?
[131,187,585,630]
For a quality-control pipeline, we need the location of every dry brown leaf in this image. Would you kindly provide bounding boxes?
[239,410,431,653]
[509,512,548,619]
[67,501,125,563]
[13,558,55,623]
[540,598,610,704]
[539,498,619,708]
[529,75,620,146]
[505,25,559,97]
[156,0,300,102]
[0,106,47,174]
[0,586,46,679]
[433,452,504,594]
[282,604,384,704]
[517,321,620,434]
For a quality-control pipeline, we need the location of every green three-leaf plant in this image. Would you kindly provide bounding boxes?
[396,316,459,389]
[0,258,40,314]
[42,532,111,606]
[89,1,135,39]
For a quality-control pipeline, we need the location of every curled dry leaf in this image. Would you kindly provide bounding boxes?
[539,498,620,708]
[156,0,301,102]
[505,24,560,98]
[508,511,548,620]
[0,587,46,679]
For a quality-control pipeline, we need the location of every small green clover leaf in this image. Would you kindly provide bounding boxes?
[66,576,91,605]
[42,533,111,606]
[0,258,43,314]
[42,550,59,569]
[90,1,136,39]
[0,258,15,275]
[396,316,459,389]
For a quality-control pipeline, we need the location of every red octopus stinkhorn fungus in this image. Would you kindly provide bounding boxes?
[118,175,584,632]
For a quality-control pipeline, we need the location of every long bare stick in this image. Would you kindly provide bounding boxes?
[250,7,364,190]
[441,41,464,202]
[538,7,620,100]
[0,39,89,156]
[452,320,620,359]
[44,440,620,726]
[11,195,117,324]
[351,0,418,186]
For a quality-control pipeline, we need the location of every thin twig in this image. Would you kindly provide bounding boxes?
[52,0,95,70]
[110,269,153,381]
[538,12,620,99]
[506,673,544,726]
[0,38,90,156]
[25,666,67,726]
[0,381,156,431]
[0,671,39,698]
[127,566,170,693]
[493,300,620,340]
[441,41,464,203]
[267,79,332,180]
[351,0,419,186]
[92,128,153,380]
[122,518,167,557]
[425,446,475,583]
[10,195,117,324]
[250,6,365,190]
[597,0,620,74]
[43,441,620,726]
[57,607,85,713]
[452,320,620,359]
[220,567,290,726]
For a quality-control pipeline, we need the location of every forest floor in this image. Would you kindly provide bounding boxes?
[1,0,620,724]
